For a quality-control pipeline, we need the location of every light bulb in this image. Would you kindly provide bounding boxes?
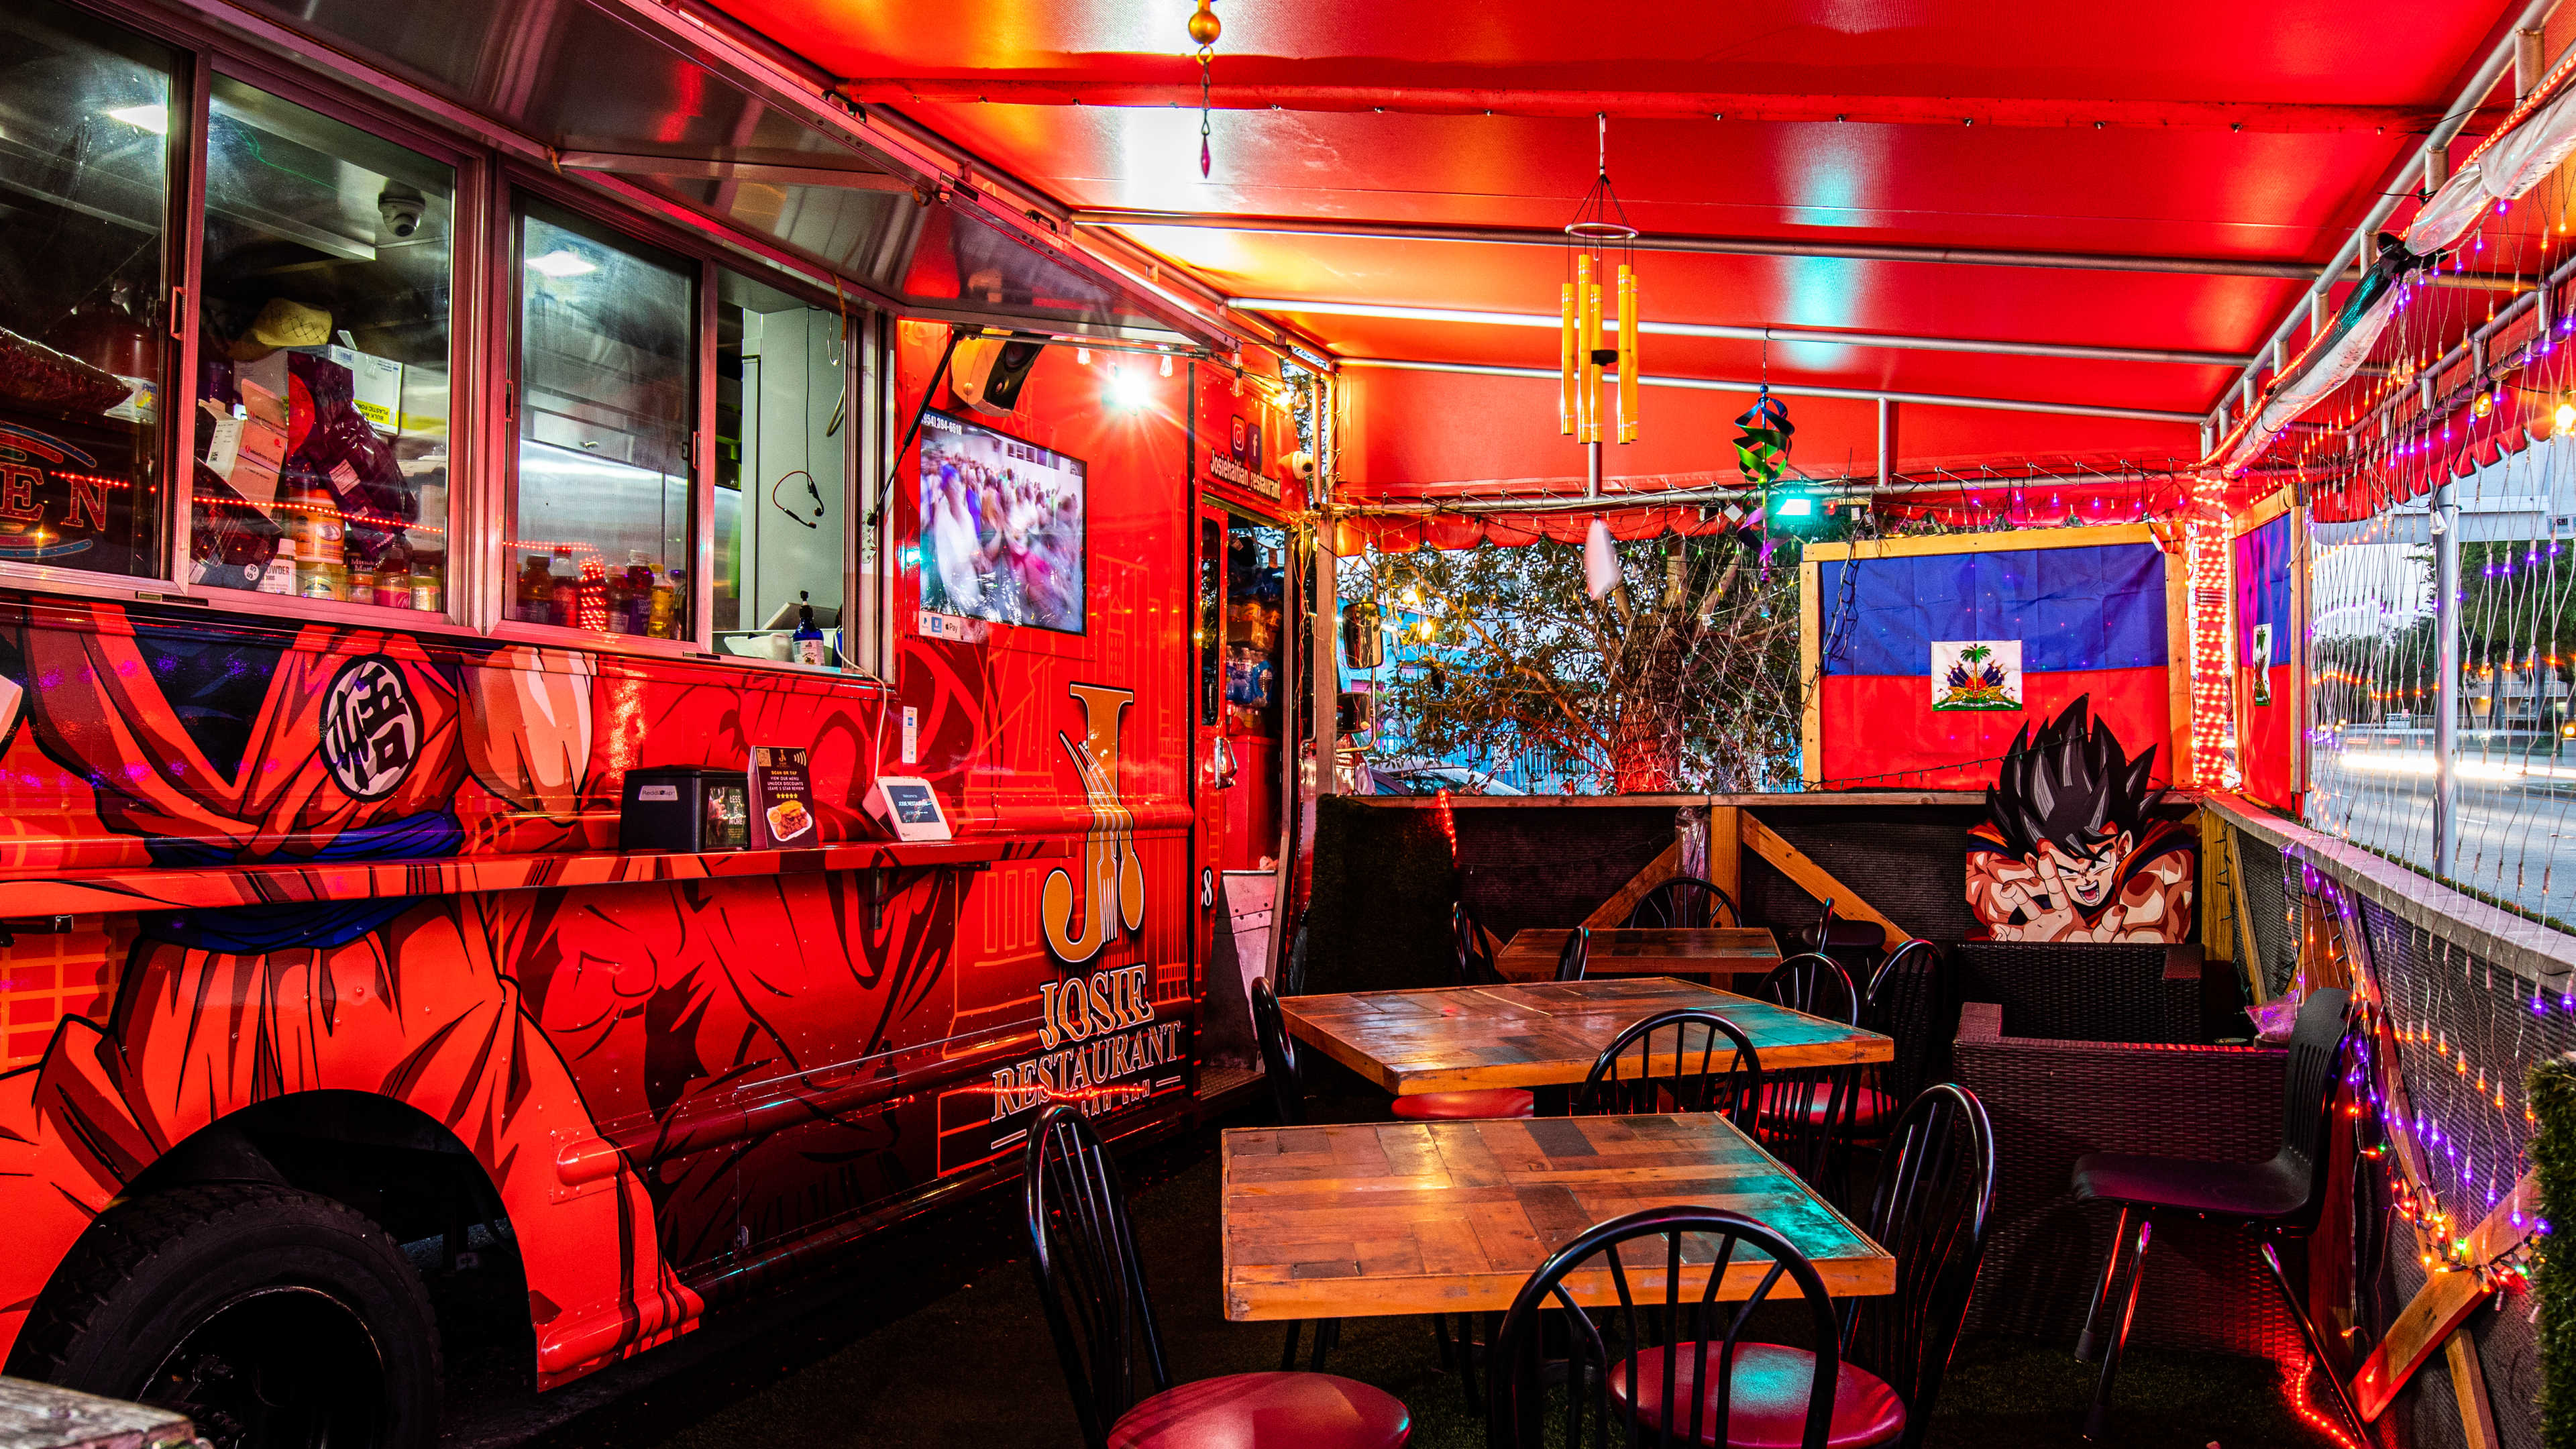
[2556,396,2573,433]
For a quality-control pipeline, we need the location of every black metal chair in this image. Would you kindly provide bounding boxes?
[1555,924,1591,982]
[1450,901,1499,987]
[1799,896,1888,983]
[1752,953,1863,1191]
[1625,875,1741,929]
[2068,987,2360,1442]
[1022,1105,1411,1449]
[1491,1205,1896,1449]
[1279,908,1313,996]
[1247,977,1343,1371]
[1572,1009,1762,1121]
[1838,1083,1999,1449]
[1250,978,1305,1128]
[1845,940,1951,1139]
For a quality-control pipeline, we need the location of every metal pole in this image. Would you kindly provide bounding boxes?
[2434,480,2461,879]
[1221,298,2249,367]
[1876,398,1896,491]
[1587,439,1602,498]
[1077,209,2526,289]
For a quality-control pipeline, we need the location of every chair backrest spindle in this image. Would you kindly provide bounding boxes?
[1248,978,1305,1126]
[1624,875,1741,930]
[1574,1009,1762,1121]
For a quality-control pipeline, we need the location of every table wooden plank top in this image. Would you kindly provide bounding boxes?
[1494,926,1783,983]
[1221,1113,1896,1321]
[1276,978,1890,1096]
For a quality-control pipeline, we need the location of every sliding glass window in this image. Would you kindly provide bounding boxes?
[0,0,179,578]
[188,77,454,608]
[511,201,694,639]
[714,269,847,667]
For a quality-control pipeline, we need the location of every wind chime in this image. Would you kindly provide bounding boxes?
[1558,114,1640,496]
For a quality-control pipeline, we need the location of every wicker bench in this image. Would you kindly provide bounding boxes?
[1953,1001,2298,1359]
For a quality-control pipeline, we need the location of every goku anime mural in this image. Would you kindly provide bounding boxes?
[1965,696,2196,943]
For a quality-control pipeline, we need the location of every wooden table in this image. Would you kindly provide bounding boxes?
[1494,926,1782,983]
[1276,978,1890,1097]
[1221,1113,1896,1320]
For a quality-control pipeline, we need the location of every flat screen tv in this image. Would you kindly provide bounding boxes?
[917,408,1086,635]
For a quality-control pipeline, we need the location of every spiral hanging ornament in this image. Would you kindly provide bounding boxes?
[1190,0,1220,178]
[1734,386,1794,486]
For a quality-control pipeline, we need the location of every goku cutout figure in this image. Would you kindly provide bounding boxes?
[1965,695,2196,943]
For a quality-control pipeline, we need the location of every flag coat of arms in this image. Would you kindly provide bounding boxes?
[1813,537,2172,790]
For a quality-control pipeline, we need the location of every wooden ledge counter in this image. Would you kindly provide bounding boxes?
[1220,1113,1895,1322]
[1275,978,1890,1097]
[1495,926,1783,983]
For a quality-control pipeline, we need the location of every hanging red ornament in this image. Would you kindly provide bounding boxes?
[1189,0,1220,178]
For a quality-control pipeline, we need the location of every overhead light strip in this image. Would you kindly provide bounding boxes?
[1226,297,2247,368]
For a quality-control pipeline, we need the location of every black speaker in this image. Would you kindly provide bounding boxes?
[951,334,1044,416]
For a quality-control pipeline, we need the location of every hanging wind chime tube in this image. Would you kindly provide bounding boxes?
[1558,113,1640,451]
[1617,262,1639,443]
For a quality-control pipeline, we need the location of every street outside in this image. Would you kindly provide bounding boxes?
[2307,731,2576,920]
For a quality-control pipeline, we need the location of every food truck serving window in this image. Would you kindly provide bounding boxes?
[510,201,696,640]
[714,268,847,667]
[0,0,180,579]
[188,78,455,610]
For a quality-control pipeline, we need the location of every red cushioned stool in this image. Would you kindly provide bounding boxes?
[1109,1372,1410,1449]
[1609,1343,1905,1449]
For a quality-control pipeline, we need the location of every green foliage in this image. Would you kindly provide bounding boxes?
[2534,1055,2576,1449]
[2461,540,2576,667]
[1345,531,1801,793]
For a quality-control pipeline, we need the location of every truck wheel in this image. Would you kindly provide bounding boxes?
[11,1183,441,1449]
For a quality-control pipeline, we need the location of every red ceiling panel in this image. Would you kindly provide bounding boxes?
[1340,366,2197,494]
[708,0,2530,485]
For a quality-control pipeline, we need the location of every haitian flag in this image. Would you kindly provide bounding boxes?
[1815,539,2173,789]
[2233,512,2296,809]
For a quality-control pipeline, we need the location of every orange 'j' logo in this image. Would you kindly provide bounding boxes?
[1042,682,1146,963]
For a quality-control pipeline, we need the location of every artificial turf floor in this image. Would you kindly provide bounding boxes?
[465,1108,2334,1449]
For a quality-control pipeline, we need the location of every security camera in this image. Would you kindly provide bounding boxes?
[1282,449,1318,483]
[378,183,425,241]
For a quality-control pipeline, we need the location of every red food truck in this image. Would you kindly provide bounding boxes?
[0,0,1323,1440]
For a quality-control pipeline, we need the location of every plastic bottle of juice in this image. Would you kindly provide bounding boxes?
[624,552,656,634]
[647,569,678,639]
[549,545,578,627]
[372,545,409,609]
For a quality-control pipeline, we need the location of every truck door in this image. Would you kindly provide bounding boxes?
[1194,505,1229,976]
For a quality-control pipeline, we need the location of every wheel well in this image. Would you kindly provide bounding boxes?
[111,1091,534,1378]
[130,1092,500,1242]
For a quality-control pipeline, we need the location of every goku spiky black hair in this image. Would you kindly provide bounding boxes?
[1984,695,2160,860]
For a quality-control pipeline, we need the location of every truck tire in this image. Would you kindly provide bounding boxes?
[10,1183,441,1449]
